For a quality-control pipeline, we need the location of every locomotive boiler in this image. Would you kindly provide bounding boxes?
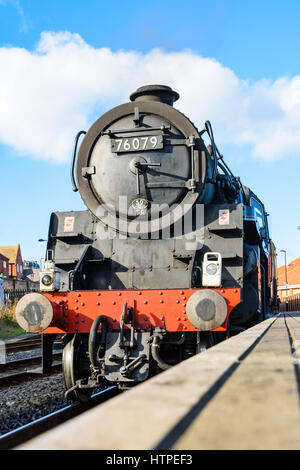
[15,85,277,402]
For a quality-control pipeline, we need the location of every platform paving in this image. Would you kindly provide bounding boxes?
[175,312,300,449]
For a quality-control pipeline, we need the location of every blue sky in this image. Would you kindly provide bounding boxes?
[0,0,300,267]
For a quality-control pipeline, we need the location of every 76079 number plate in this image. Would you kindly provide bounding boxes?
[111,135,163,153]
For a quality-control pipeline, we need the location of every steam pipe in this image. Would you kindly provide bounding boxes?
[88,315,107,369]
[151,333,172,370]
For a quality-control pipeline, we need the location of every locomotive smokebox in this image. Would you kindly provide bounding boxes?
[15,293,53,333]
[130,84,179,106]
[186,290,228,331]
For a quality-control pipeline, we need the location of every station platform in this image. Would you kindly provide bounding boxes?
[19,313,300,450]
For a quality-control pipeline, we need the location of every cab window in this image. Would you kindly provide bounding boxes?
[250,197,264,229]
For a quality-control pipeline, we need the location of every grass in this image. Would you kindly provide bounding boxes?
[0,300,26,338]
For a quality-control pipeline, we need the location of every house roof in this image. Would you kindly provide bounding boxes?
[23,267,41,283]
[0,252,9,261]
[278,257,300,287]
[0,245,21,263]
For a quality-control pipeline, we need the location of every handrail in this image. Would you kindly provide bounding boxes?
[70,130,86,192]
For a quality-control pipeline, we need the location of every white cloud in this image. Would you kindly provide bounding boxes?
[0,31,300,163]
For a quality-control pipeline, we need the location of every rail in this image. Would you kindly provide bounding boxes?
[4,336,42,353]
[0,386,119,450]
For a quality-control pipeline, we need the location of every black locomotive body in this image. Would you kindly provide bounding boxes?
[15,85,277,402]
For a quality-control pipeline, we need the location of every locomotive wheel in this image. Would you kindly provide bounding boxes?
[62,335,92,403]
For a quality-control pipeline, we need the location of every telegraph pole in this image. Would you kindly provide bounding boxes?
[280,249,288,311]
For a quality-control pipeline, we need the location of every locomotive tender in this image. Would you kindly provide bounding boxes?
[15,85,277,402]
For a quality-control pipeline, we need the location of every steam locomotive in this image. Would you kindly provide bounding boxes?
[15,85,277,402]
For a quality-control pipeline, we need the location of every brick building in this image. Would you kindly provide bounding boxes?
[0,244,24,279]
[0,252,9,278]
[278,257,300,300]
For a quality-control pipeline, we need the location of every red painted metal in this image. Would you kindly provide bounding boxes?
[42,288,240,334]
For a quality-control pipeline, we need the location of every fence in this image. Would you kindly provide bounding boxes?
[4,287,39,304]
[279,294,300,312]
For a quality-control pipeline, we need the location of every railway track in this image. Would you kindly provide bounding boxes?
[0,352,62,373]
[4,335,42,354]
[0,352,63,386]
[0,386,120,450]
[0,335,63,386]
[4,335,63,354]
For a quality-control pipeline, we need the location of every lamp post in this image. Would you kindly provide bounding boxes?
[38,239,47,269]
[280,249,288,311]
[280,250,288,286]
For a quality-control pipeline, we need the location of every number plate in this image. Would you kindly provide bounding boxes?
[111,135,163,153]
